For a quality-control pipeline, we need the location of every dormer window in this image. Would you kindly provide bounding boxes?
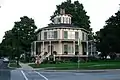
[57,17,61,23]
[66,17,68,23]
[63,17,64,23]
[53,9,72,24]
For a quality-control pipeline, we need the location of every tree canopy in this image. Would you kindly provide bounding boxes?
[50,0,91,31]
[0,16,37,61]
[96,10,120,58]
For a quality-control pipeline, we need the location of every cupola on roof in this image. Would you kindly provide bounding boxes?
[53,9,72,24]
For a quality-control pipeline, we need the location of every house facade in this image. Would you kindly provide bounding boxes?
[31,9,89,62]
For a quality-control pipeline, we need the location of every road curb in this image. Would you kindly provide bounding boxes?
[8,62,22,69]
[7,63,15,69]
[32,68,120,72]
[7,63,11,68]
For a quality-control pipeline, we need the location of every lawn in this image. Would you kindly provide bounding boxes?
[29,60,120,70]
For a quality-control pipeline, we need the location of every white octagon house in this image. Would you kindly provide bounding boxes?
[31,9,89,62]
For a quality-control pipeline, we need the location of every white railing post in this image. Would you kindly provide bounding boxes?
[86,41,89,55]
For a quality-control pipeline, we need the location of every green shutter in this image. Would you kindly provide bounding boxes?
[64,45,68,52]
[64,31,68,39]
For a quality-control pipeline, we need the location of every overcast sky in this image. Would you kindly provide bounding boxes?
[0,0,120,42]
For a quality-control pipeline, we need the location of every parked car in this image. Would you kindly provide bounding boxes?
[3,58,9,63]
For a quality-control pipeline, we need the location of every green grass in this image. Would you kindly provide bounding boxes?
[29,61,120,70]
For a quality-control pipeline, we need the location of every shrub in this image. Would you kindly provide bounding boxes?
[53,51,57,55]
[75,52,79,55]
[88,56,99,62]
[44,52,48,55]
[64,51,68,55]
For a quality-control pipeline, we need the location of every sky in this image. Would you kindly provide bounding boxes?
[0,0,120,42]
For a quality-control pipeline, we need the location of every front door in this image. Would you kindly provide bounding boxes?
[48,45,54,55]
[51,45,54,55]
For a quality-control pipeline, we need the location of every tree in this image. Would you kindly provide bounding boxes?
[50,0,91,31]
[0,30,15,58]
[0,16,37,65]
[12,16,37,64]
[96,10,120,59]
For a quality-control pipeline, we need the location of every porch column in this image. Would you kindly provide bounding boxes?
[31,42,33,56]
[49,41,51,55]
[42,41,45,54]
[48,41,51,61]
[53,55,55,61]
[91,41,92,56]
[59,40,62,54]
[86,41,89,55]
[73,41,75,55]
[34,41,36,56]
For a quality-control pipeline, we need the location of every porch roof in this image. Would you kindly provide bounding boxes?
[55,54,88,57]
[34,39,87,43]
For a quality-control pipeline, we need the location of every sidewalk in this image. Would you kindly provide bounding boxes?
[18,62,33,70]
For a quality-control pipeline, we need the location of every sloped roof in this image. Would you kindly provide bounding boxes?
[36,24,89,34]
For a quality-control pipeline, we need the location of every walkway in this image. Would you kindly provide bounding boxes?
[19,62,33,70]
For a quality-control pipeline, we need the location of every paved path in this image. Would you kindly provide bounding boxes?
[19,62,33,70]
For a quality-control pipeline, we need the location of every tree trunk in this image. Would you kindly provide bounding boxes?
[16,56,20,66]
[17,59,19,66]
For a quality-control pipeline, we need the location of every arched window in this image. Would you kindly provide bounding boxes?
[69,18,71,24]
[66,17,68,23]
[63,17,64,23]
[57,17,61,23]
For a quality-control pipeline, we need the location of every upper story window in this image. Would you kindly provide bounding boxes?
[75,45,79,52]
[75,32,79,39]
[48,31,54,39]
[54,31,58,39]
[86,34,88,40]
[64,31,68,39]
[44,31,58,40]
[57,18,61,23]
[66,17,68,23]
[82,32,84,40]
[44,32,47,40]
[63,17,64,23]
[37,32,41,40]
[69,18,70,24]
[40,33,41,40]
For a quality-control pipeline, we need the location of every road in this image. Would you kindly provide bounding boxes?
[0,59,10,80]
[10,70,120,80]
[0,59,120,80]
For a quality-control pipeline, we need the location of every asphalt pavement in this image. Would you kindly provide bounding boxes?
[10,69,120,80]
[0,59,10,80]
[0,59,120,80]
